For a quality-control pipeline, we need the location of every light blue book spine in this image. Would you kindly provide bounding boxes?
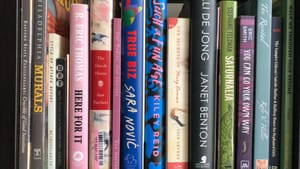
[253,0,272,169]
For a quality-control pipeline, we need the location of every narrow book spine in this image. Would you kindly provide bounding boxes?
[269,17,283,169]
[111,18,122,169]
[253,0,272,168]
[167,18,189,169]
[121,0,145,167]
[69,4,89,169]
[89,0,113,168]
[280,0,294,168]
[189,0,217,168]
[56,57,67,169]
[144,0,167,168]
[219,1,238,169]
[19,0,33,168]
[31,0,46,168]
[236,16,255,169]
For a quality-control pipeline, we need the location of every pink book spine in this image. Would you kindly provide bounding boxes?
[69,4,89,169]
[111,18,121,169]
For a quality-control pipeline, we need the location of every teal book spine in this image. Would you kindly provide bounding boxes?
[253,0,272,168]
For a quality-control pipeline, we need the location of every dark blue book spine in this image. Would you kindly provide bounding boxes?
[144,0,167,168]
[121,0,145,168]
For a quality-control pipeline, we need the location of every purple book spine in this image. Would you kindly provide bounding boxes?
[111,18,121,169]
[236,16,255,169]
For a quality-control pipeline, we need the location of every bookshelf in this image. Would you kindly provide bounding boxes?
[1,0,300,168]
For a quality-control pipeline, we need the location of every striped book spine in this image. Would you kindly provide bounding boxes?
[69,4,89,169]
[111,18,122,169]
[89,0,114,168]
[253,0,272,168]
[120,0,145,167]
[166,18,189,169]
[236,16,255,169]
[144,0,167,167]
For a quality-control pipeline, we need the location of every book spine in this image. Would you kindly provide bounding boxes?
[19,0,33,168]
[112,18,122,169]
[69,4,89,169]
[236,16,255,169]
[31,0,47,168]
[253,0,272,168]
[166,18,189,169]
[189,0,217,168]
[89,0,113,168]
[121,0,145,167]
[219,1,238,169]
[144,0,167,168]
[280,0,294,168]
[269,17,282,169]
[56,57,67,169]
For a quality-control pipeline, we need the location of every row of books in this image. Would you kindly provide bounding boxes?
[15,0,295,169]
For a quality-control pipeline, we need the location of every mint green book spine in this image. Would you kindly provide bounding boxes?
[219,1,237,169]
[253,0,272,168]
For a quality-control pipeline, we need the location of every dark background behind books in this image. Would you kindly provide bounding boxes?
[0,0,299,168]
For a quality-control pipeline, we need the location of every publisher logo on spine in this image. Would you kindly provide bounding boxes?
[73,151,84,161]
[240,160,249,169]
[195,156,210,168]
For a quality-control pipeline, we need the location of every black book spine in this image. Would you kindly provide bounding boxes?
[18,0,34,168]
[189,0,217,168]
[269,17,283,168]
[56,58,67,169]
[30,0,46,168]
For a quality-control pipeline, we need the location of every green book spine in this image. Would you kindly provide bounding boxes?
[273,0,295,168]
[219,1,237,169]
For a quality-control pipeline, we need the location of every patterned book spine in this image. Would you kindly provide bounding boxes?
[112,18,122,169]
[269,17,283,169]
[121,0,145,167]
[56,57,67,169]
[89,0,113,168]
[219,1,238,169]
[253,0,272,168]
[236,16,255,169]
[166,18,189,169]
[19,0,33,168]
[189,0,217,168]
[31,0,47,168]
[144,0,167,167]
[69,4,89,169]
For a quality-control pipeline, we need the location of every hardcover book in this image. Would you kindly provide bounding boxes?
[189,0,217,168]
[30,0,47,168]
[144,0,167,167]
[111,18,121,169]
[253,0,272,168]
[167,18,189,169]
[219,1,238,169]
[269,17,283,169]
[120,0,145,167]
[69,4,89,169]
[89,0,114,168]
[236,16,255,169]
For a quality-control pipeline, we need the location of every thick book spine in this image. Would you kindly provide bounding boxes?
[121,0,145,167]
[19,0,33,168]
[111,18,122,169]
[167,18,189,169]
[144,0,167,168]
[189,0,217,168]
[69,4,89,169]
[269,17,283,169]
[56,57,67,169]
[253,0,272,168]
[236,16,255,169]
[31,0,47,168]
[219,1,237,169]
[89,0,113,168]
[48,33,68,169]
[278,1,294,168]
